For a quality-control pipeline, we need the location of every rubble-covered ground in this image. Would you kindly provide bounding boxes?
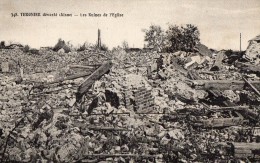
[0,48,260,162]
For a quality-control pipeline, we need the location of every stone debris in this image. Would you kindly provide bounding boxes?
[0,46,260,163]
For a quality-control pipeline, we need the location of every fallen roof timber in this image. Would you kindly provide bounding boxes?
[233,142,260,158]
[209,106,249,112]
[243,77,260,97]
[193,111,248,128]
[68,64,101,69]
[88,126,131,131]
[188,70,236,107]
[207,106,259,121]
[77,61,113,97]
[191,80,260,90]
[82,153,159,158]
[33,70,93,88]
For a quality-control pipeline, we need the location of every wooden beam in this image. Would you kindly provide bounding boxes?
[33,71,93,88]
[188,70,236,107]
[88,126,130,131]
[233,142,260,158]
[137,112,177,115]
[242,77,260,97]
[49,71,93,84]
[209,106,249,112]
[69,64,101,69]
[191,80,260,90]
[233,142,260,150]
[83,153,159,158]
[77,61,112,96]
[89,112,130,116]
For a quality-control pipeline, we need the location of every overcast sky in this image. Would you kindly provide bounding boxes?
[0,0,259,50]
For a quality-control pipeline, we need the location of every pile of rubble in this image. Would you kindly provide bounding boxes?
[0,46,260,162]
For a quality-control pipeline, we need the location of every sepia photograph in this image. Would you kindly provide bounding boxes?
[0,0,260,162]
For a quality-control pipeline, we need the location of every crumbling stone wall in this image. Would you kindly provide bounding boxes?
[133,87,154,111]
[123,86,154,111]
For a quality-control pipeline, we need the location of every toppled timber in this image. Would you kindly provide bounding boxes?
[208,106,259,121]
[193,111,248,128]
[149,119,164,126]
[77,61,113,98]
[33,70,93,89]
[31,86,78,95]
[88,126,131,131]
[69,64,101,69]
[242,77,260,97]
[228,126,260,136]
[209,106,249,112]
[194,117,248,128]
[188,70,236,106]
[49,71,93,84]
[89,112,130,116]
[79,159,98,163]
[233,142,260,159]
[70,112,131,116]
[82,153,159,158]
[137,112,177,115]
[191,80,260,90]
[79,154,159,162]
[208,105,259,120]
